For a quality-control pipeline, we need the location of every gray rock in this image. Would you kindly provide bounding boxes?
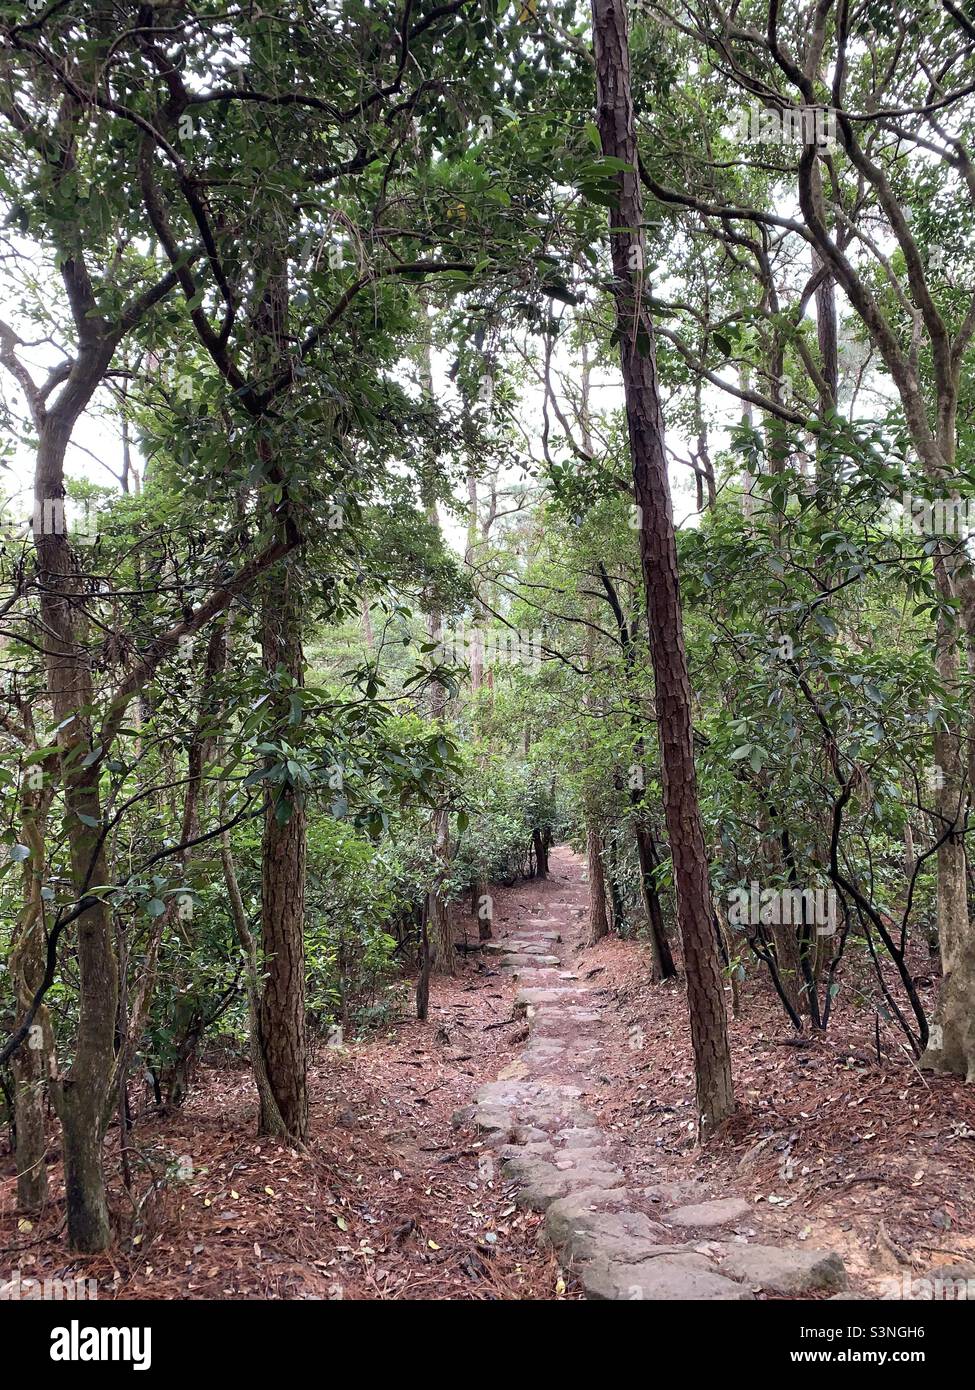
[554,1126,603,1148]
[546,1184,635,1213]
[514,987,583,1012]
[716,1244,848,1294]
[643,1181,707,1205]
[500,953,561,968]
[502,1151,626,1209]
[582,1252,754,1301]
[486,941,558,956]
[665,1197,753,1229]
[545,1204,674,1265]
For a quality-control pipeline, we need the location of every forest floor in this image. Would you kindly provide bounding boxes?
[2,847,974,1300]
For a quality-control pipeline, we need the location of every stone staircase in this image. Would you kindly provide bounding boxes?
[459,890,850,1300]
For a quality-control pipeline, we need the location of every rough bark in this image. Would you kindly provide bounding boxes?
[35,408,119,1252]
[586,821,610,945]
[251,208,309,1141]
[812,242,839,416]
[532,827,550,879]
[591,0,734,1131]
[259,561,309,1140]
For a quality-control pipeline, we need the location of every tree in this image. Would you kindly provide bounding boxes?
[591,0,735,1131]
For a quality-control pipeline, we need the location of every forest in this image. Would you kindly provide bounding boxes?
[0,0,974,1329]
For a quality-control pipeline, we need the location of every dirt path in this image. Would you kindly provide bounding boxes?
[459,845,851,1299]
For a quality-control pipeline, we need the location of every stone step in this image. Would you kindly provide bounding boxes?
[662,1197,752,1230]
[499,953,561,969]
[484,940,558,955]
[514,987,586,1012]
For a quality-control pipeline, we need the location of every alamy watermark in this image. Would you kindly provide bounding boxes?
[435,622,542,675]
[730,103,838,149]
[728,882,838,937]
[1,497,100,546]
[878,1271,973,1300]
[899,491,975,538]
[1,1269,98,1300]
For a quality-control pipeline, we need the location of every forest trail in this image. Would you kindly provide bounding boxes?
[4,847,969,1302]
[464,846,850,1299]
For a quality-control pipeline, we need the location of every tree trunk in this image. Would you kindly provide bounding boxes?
[635,825,676,982]
[34,413,119,1252]
[586,821,610,944]
[591,0,734,1131]
[740,366,757,524]
[58,1087,111,1252]
[416,904,431,1021]
[606,832,627,935]
[772,921,806,1018]
[221,832,286,1133]
[532,827,549,879]
[10,819,52,1211]
[427,806,453,972]
[250,202,309,1141]
[418,307,454,976]
[466,469,484,695]
[259,562,309,1140]
[812,240,839,416]
[12,1028,49,1212]
[922,611,973,1077]
[6,711,56,1212]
